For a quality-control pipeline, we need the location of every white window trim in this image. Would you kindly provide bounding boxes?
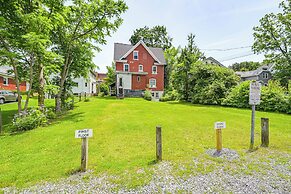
[3,77,8,85]
[149,78,156,88]
[138,64,143,72]
[152,65,157,74]
[123,63,129,72]
[133,51,139,60]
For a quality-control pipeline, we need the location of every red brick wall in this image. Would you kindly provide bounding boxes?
[0,76,27,92]
[115,44,164,91]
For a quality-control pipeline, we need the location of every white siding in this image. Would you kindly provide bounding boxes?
[72,72,96,95]
[116,73,131,89]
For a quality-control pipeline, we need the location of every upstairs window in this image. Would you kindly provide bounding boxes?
[152,66,157,74]
[149,78,156,88]
[3,77,8,85]
[139,64,143,72]
[133,51,138,60]
[124,63,129,72]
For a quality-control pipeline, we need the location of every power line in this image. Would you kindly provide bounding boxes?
[220,52,256,62]
[201,46,252,51]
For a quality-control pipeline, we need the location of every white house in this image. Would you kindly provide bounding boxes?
[72,70,97,95]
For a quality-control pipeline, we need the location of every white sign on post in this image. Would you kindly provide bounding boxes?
[214,122,226,129]
[249,82,261,105]
[75,129,93,138]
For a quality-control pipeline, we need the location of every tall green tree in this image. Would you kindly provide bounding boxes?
[253,0,291,87]
[164,46,180,90]
[172,34,204,101]
[52,0,128,112]
[129,25,172,50]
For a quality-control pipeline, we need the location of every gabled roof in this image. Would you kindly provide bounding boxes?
[114,41,166,64]
[205,57,224,67]
[0,66,14,77]
[236,64,272,78]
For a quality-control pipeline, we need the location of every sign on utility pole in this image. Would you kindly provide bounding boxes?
[249,81,261,150]
[75,129,93,172]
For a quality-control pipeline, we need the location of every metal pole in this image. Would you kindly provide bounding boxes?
[250,105,255,150]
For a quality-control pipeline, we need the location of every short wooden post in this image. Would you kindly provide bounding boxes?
[261,118,269,147]
[156,126,162,161]
[84,92,87,101]
[79,93,81,102]
[80,137,88,172]
[216,128,222,152]
[250,105,256,150]
[0,108,2,134]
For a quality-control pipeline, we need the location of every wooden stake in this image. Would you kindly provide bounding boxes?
[80,137,88,172]
[216,128,222,152]
[250,105,255,150]
[261,118,269,147]
[156,126,162,161]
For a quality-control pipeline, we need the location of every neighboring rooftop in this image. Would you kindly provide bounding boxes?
[204,57,224,67]
[236,64,273,78]
[114,42,166,64]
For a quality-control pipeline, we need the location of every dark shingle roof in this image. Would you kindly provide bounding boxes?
[114,42,166,64]
[236,65,271,78]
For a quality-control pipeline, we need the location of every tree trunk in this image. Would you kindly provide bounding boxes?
[38,63,45,110]
[11,62,22,113]
[24,56,34,111]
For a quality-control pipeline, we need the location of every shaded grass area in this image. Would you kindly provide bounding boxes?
[0,97,290,188]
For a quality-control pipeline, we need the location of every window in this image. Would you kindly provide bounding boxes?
[155,92,159,98]
[149,79,156,88]
[124,63,129,72]
[3,77,8,85]
[137,76,141,82]
[152,66,157,74]
[133,51,138,60]
[139,64,143,72]
[262,73,268,79]
[119,77,123,87]
[151,92,154,97]
[85,82,88,87]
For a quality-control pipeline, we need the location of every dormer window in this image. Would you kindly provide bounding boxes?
[133,51,138,60]
[139,64,143,72]
[262,72,268,79]
[124,63,129,72]
[152,65,157,74]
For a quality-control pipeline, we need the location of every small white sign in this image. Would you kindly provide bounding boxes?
[215,122,226,129]
[249,82,261,105]
[75,129,93,138]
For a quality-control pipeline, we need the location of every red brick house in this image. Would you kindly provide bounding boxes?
[114,41,166,99]
[0,66,27,92]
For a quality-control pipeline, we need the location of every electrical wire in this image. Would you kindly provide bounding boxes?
[201,46,252,51]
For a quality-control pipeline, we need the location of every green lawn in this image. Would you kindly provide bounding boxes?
[0,97,290,188]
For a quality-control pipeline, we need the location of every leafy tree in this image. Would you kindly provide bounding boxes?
[171,34,204,101]
[129,25,173,50]
[51,0,128,112]
[164,47,180,90]
[104,64,116,86]
[228,61,261,72]
[253,0,291,87]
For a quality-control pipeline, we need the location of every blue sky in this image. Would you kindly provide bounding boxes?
[94,0,281,73]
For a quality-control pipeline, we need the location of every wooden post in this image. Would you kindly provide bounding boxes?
[79,93,81,102]
[250,105,255,150]
[216,128,222,152]
[84,92,87,101]
[0,108,2,134]
[80,137,88,172]
[156,126,162,161]
[261,118,269,147]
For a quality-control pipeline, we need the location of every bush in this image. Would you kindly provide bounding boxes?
[223,81,291,113]
[143,90,152,101]
[99,83,109,95]
[12,109,47,131]
[160,90,179,102]
[45,108,57,119]
[98,92,105,97]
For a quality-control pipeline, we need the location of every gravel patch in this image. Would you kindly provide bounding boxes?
[205,148,240,161]
[2,155,290,194]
